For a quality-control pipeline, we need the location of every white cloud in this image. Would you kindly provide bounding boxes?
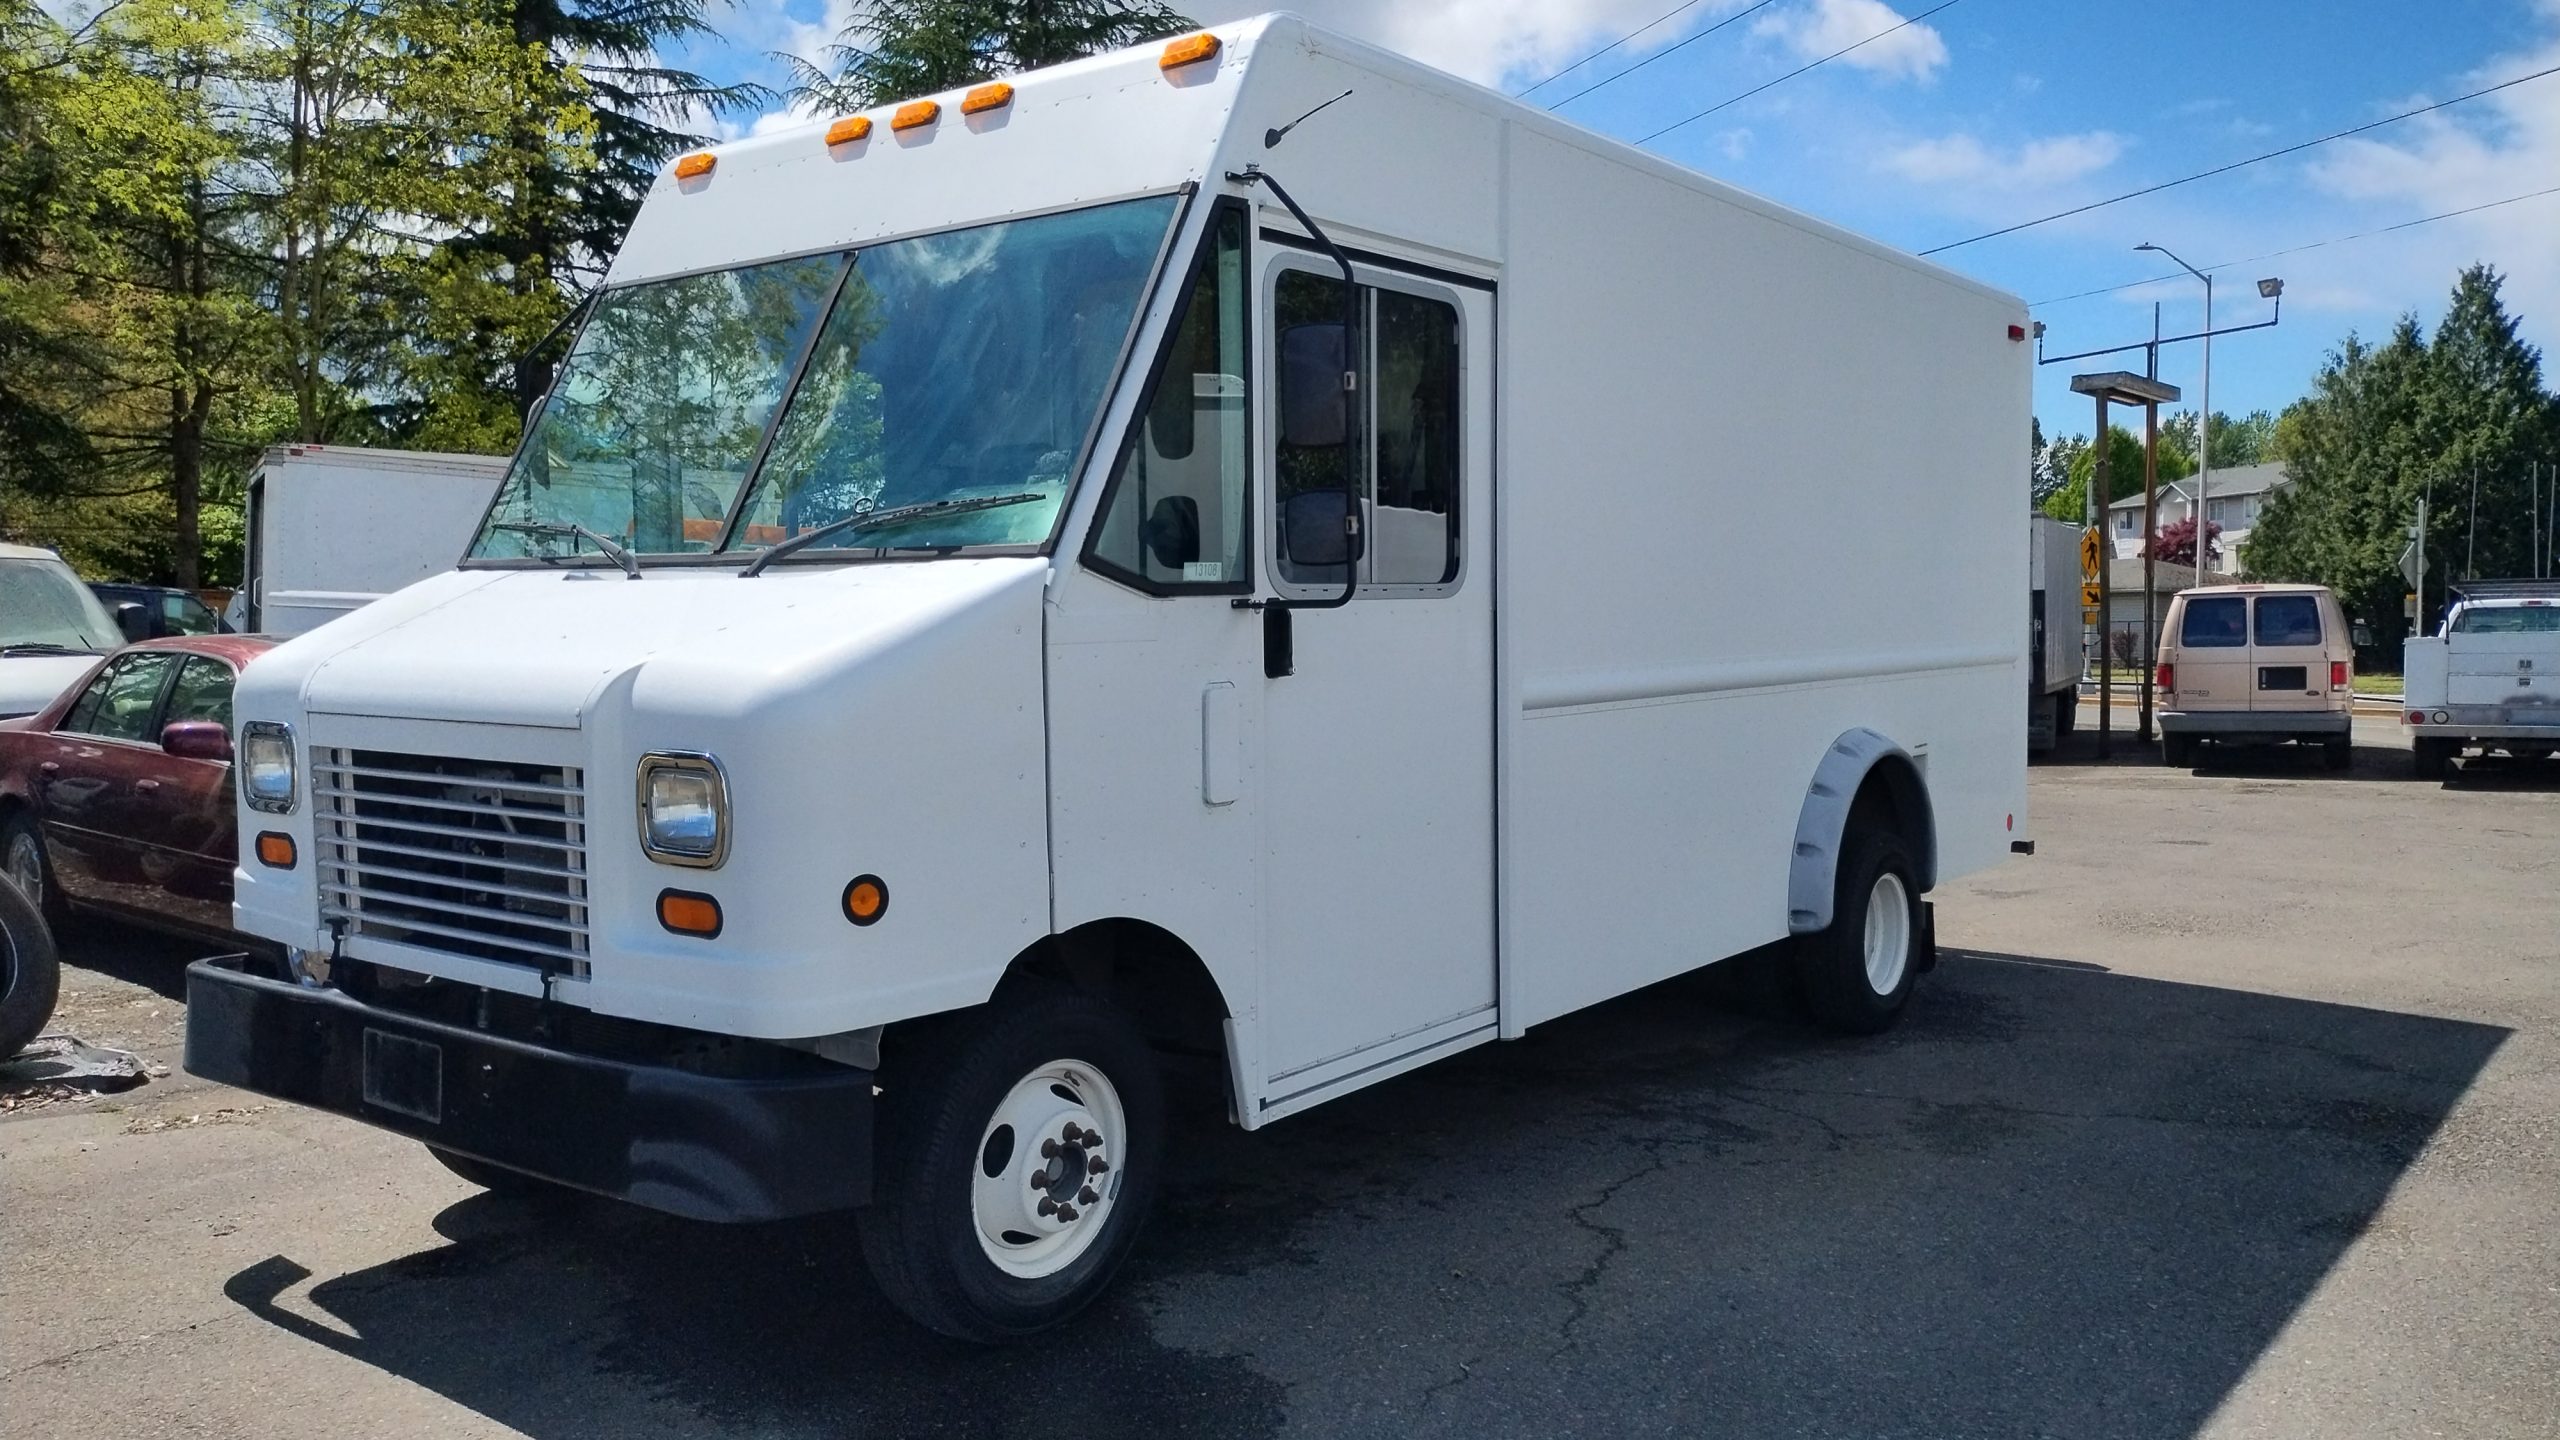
[1750,0,1948,82]
[1883,131,2124,190]
[1187,0,1757,89]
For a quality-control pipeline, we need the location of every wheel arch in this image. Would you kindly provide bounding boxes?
[1786,728,1938,936]
[985,916,1241,1105]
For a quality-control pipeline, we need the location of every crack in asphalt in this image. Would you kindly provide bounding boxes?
[1545,1131,1680,1361]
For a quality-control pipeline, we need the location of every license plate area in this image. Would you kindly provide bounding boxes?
[2258,666,2308,691]
[362,1028,444,1123]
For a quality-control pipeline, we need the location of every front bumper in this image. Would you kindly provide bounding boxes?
[2158,709,2350,740]
[184,955,872,1222]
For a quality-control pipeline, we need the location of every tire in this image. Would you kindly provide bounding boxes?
[858,984,1165,1342]
[425,1144,578,1203]
[1,813,68,930]
[2322,736,2353,772]
[0,871,62,1061]
[1794,827,1924,1036]
[2413,736,2453,780]
[2054,689,2078,737]
[2162,732,2198,768]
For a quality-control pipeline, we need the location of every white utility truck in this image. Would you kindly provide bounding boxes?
[2027,516,2083,752]
[187,15,2032,1340]
[234,444,508,635]
[2403,579,2560,777]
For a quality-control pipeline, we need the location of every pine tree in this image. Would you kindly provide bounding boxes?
[788,0,1194,113]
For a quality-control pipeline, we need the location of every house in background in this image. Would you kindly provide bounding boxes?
[2106,461,2290,575]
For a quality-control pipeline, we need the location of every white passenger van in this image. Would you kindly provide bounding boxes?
[2155,583,2355,769]
[186,15,2032,1339]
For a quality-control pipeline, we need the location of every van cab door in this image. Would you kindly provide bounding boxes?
[1250,245,1497,1114]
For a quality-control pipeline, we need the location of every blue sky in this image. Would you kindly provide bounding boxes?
[667,0,2560,445]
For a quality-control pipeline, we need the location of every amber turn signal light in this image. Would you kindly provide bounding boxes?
[825,116,872,145]
[892,100,939,131]
[1159,33,1220,69]
[254,832,296,869]
[962,82,1013,114]
[658,889,723,938]
[673,151,715,179]
[843,875,889,927]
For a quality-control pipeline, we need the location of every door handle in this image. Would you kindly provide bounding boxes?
[38,761,59,775]
[136,778,162,792]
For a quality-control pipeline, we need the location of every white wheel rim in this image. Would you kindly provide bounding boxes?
[4,834,40,914]
[971,1058,1127,1280]
[1863,871,1911,996]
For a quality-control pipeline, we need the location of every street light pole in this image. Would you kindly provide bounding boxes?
[2138,243,2213,573]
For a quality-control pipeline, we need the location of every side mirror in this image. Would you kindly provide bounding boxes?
[1279,323,1349,448]
[1142,495,1201,570]
[1281,489,1363,570]
[114,602,152,643]
[160,721,233,762]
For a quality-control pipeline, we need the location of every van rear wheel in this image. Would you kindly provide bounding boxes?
[1795,827,1923,1035]
[858,984,1164,1342]
[2162,732,2199,768]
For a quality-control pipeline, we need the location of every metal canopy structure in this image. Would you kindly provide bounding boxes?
[2068,371,2182,757]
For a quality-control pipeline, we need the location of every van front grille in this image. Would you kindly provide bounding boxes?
[314,749,589,976]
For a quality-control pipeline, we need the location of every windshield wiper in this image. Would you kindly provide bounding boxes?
[740,493,1046,578]
[2,642,102,657]
[490,520,641,579]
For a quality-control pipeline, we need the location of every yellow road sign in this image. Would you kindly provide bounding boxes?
[2081,606,2101,625]
[2079,527,2104,579]
[2081,582,2104,607]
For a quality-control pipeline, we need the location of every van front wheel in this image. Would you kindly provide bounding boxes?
[1796,827,1923,1035]
[859,985,1164,1342]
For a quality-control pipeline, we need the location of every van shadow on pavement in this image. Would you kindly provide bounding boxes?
[221,950,2506,1439]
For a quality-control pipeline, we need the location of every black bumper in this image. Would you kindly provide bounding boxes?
[184,956,872,1222]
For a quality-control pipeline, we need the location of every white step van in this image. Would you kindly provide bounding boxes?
[2403,579,2560,777]
[186,15,2032,1339]
[236,445,510,636]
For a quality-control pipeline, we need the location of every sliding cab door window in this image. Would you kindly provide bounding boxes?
[1370,288,1461,586]
[1272,271,1463,592]
[1089,205,1251,590]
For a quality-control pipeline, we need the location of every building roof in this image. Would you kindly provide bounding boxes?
[2108,461,2289,511]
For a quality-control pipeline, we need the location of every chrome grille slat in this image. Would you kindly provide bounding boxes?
[314,747,590,977]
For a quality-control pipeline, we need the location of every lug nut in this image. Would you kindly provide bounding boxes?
[1081,1126,1103,1146]
[1079,1187,1100,1206]
[1056,1203,1078,1222]
[1088,1156,1110,1175]
[1038,1196,1058,1217]
[1040,1138,1060,1158]
[1030,1168,1051,1190]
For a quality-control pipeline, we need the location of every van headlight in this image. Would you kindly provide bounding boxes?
[636,752,728,868]
[241,722,297,814]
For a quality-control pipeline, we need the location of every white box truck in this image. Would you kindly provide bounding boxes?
[2027,516,2083,752]
[2403,578,2560,777]
[235,445,508,635]
[186,15,2033,1339]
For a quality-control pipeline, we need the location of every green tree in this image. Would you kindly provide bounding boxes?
[788,0,1194,111]
[2163,408,2279,470]
[2040,423,2193,523]
[0,2,99,500]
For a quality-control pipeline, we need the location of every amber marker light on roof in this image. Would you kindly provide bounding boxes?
[962,82,1013,114]
[892,99,940,131]
[1160,33,1219,68]
[825,116,872,145]
[673,151,715,179]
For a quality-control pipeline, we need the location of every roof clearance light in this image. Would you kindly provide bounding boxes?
[1160,33,1220,69]
[962,82,1013,115]
[673,151,715,179]
[892,99,940,131]
[825,116,872,146]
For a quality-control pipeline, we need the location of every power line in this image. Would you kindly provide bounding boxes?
[1637,0,1968,144]
[1545,0,1787,112]
[1514,0,1711,99]
[1920,61,2560,256]
[2027,184,2560,308]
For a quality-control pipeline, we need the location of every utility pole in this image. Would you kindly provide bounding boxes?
[2468,465,2479,579]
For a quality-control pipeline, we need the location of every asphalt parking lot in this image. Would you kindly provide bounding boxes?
[5,711,2555,1439]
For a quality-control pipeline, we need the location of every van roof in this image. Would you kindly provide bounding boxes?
[0,542,65,561]
[2177,583,2332,597]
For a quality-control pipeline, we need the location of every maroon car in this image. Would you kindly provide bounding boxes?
[0,635,277,943]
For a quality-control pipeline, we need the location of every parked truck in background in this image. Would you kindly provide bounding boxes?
[231,446,508,635]
[2403,579,2560,778]
[2027,516,2082,753]
[184,15,2033,1341]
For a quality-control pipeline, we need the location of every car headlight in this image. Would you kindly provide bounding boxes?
[241,722,297,814]
[636,752,728,868]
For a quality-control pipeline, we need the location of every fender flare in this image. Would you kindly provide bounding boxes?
[1786,728,1937,935]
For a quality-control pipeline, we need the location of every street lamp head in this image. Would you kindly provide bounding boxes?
[2257,277,2284,299]
[2134,242,2159,252]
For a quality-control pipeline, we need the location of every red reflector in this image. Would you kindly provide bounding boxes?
[2155,662,2175,692]
[2408,711,2425,725]
[2330,660,2348,689]
[2008,324,2027,341]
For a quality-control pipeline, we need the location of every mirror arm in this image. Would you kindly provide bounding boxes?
[1230,164,1359,612]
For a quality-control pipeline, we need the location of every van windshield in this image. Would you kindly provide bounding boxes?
[0,557,121,652]
[471,195,1178,563]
